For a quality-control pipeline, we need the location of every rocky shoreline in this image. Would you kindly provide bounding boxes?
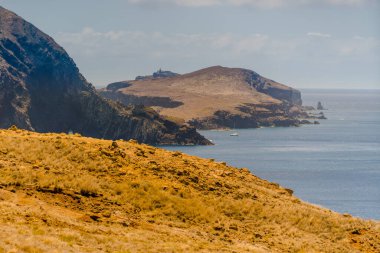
[189,103,326,130]
[99,67,327,131]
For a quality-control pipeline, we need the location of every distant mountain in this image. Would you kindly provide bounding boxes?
[1,128,378,252]
[0,6,210,145]
[136,69,179,81]
[100,66,311,129]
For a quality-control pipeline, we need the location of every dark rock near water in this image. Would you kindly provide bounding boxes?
[317,101,326,110]
[303,105,316,111]
[304,110,327,121]
[300,119,312,124]
[189,104,304,130]
[0,6,210,145]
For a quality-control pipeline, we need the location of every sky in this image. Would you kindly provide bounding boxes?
[0,0,379,89]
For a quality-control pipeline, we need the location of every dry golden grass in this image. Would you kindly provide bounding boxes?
[115,66,281,121]
[0,127,379,253]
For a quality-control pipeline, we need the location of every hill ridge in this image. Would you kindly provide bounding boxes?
[0,128,378,252]
[0,6,210,145]
[100,66,314,129]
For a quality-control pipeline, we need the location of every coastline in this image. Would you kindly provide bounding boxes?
[164,89,380,221]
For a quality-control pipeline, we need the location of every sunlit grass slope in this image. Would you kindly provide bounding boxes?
[0,127,379,252]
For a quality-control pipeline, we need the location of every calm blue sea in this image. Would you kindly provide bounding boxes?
[164,89,380,220]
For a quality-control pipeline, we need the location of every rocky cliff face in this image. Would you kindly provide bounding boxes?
[0,6,210,145]
[243,70,302,106]
[101,91,184,109]
[100,66,314,129]
[189,104,304,130]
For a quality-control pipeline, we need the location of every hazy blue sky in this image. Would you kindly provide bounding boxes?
[1,0,379,89]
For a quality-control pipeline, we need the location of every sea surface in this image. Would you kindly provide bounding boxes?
[164,89,380,220]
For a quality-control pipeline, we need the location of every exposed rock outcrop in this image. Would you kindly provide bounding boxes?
[100,66,316,129]
[0,6,210,145]
[243,69,302,106]
[101,91,184,108]
[317,101,326,110]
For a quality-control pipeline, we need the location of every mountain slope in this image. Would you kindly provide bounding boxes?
[100,66,311,129]
[0,6,210,145]
[0,128,379,252]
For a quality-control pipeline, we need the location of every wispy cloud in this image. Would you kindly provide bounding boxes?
[57,28,379,60]
[55,28,380,87]
[57,28,260,57]
[337,36,380,56]
[307,32,332,38]
[325,0,371,5]
[128,0,221,7]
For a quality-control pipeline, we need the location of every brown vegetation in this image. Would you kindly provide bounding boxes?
[0,127,379,252]
[99,66,307,129]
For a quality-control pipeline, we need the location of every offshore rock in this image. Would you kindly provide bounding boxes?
[317,101,326,110]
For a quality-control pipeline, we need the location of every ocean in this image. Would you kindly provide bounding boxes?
[164,89,380,220]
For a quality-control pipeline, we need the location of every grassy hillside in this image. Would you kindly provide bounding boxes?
[0,127,379,252]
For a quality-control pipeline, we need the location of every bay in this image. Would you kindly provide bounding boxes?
[164,89,380,220]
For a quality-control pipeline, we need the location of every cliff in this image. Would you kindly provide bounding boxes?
[100,66,311,129]
[0,6,210,145]
[0,128,378,252]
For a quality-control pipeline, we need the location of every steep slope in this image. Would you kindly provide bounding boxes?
[100,66,312,129]
[0,6,210,145]
[0,128,379,252]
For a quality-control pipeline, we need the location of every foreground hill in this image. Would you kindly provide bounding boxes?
[100,67,313,129]
[0,6,209,145]
[0,128,378,252]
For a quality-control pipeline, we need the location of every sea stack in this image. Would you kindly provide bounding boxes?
[317,101,326,110]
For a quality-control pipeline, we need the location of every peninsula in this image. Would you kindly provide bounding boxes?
[100,67,319,129]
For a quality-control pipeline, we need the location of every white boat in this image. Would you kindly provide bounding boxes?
[230,122,239,136]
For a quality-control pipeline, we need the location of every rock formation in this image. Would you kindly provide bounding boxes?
[0,6,210,145]
[100,66,314,129]
[317,101,326,110]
